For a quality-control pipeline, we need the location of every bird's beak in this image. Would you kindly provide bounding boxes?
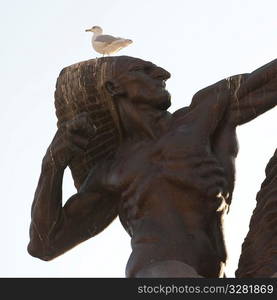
[85,29,91,32]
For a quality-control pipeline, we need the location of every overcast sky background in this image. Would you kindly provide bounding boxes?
[1,0,276,277]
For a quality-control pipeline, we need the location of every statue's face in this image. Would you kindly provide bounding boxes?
[112,58,171,110]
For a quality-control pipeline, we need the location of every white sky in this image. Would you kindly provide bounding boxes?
[1,0,276,277]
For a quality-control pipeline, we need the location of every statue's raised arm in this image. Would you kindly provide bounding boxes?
[185,59,277,204]
[228,58,277,125]
[189,58,277,126]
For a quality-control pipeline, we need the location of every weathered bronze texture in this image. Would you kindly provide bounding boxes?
[27,56,277,277]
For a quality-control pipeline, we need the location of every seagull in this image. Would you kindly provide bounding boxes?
[85,26,133,56]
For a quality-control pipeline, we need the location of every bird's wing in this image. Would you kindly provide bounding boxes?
[94,35,119,44]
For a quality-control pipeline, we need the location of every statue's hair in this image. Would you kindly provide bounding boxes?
[236,149,277,277]
[54,57,125,190]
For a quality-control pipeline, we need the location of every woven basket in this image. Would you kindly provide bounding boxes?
[54,57,123,190]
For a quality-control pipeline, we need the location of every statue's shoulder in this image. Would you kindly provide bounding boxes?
[168,107,191,128]
[172,107,190,118]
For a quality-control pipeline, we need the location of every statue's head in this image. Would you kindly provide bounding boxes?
[54,56,171,189]
[104,56,171,111]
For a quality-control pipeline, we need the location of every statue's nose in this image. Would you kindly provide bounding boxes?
[153,67,171,80]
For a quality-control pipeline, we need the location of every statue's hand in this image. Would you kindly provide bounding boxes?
[43,112,96,169]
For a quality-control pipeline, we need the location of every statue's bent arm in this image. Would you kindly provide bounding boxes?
[27,163,118,261]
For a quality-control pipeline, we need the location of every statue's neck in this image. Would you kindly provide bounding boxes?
[117,100,170,142]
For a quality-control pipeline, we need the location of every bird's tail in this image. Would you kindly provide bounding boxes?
[125,39,133,45]
[113,39,133,46]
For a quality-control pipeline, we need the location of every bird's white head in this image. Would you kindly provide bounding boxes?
[85,26,103,34]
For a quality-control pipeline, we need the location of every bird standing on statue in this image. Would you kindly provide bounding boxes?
[85,25,133,56]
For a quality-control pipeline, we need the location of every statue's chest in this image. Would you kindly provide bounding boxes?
[106,132,189,192]
[107,142,156,190]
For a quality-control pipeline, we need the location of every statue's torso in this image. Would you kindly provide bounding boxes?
[84,112,227,277]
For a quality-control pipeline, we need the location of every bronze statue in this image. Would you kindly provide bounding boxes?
[236,148,277,278]
[27,56,277,277]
